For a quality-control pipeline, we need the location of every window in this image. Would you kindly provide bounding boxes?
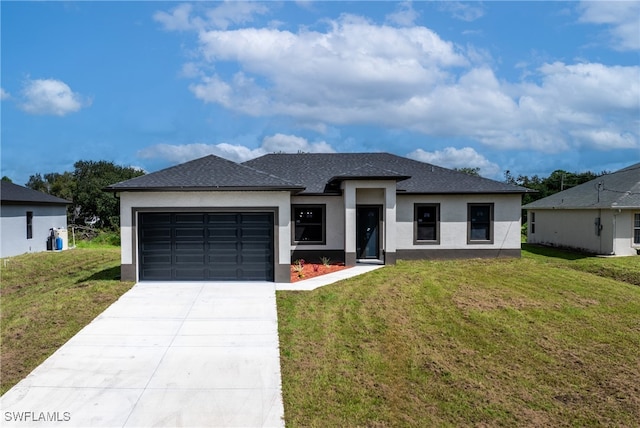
[468,203,494,243]
[530,211,536,234]
[415,204,440,244]
[26,211,33,239]
[292,205,325,244]
[634,213,640,245]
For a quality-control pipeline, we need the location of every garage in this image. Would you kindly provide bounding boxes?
[138,212,274,281]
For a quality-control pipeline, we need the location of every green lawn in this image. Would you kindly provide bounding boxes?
[278,246,640,427]
[0,247,134,395]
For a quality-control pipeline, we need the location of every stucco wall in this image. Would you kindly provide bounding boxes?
[396,194,523,251]
[1,204,68,258]
[528,208,638,256]
[118,191,293,279]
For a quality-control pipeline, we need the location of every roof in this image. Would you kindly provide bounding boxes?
[523,163,640,210]
[0,181,71,205]
[244,153,531,195]
[104,154,304,192]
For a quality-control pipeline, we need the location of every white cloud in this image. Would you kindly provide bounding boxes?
[407,147,500,177]
[157,6,639,156]
[0,88,10,100]
[385,2,419,27]
[578,1,640,51]
[138,134,336,164]
[20,78,90,116]
[154,1,269,32]
[438,2,485,22]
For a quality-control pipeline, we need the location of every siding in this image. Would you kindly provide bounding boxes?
[1,205,68,258]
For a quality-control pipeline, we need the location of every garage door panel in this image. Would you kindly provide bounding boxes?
[139,212,273,281]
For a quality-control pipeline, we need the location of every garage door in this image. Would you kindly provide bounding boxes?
[138,212,274,281]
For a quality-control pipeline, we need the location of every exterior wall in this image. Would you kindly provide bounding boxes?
[528,208,639,256]
[118,191,292,282]
[396,194,522,254]
[291,195,344,251]
[0,204,68,258]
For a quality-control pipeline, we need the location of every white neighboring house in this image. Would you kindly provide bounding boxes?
[0,181,71,258]
[105,153,533,283]
[524,163,640,256]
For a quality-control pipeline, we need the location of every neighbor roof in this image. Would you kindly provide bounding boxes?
[0,181,71,205]
[523,163,640,210]
[244,153,531,194]
[104,154,304,192]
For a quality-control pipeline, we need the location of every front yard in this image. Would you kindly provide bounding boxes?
[2,245,639,426]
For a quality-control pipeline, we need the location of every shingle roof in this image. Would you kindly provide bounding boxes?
[1,181,71,205]
[244,153,531,194]
[523,163,640,210]
[104,154,304,191]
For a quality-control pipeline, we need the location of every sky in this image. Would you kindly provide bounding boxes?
[2,1,639,186]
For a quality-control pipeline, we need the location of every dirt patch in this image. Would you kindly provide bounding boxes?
[290,263,348,282]
[453,284,542,312]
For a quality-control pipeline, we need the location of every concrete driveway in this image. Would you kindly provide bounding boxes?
[0,282,285,427]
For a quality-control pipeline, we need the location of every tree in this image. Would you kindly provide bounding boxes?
[455,167,481,177]
[1,176,12,182]
[72,160,144,230]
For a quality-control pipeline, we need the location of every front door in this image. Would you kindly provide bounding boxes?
[356,206,381,259]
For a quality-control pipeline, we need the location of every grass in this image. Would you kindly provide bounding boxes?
[0,247,134,395]
[277,246,640,427]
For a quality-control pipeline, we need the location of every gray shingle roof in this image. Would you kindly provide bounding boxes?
[244,153,531,194]
[523,163,640,209]
[1,181,71,205]
[105,155,304,191]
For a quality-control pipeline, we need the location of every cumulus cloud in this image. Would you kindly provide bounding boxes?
[578,1,640,51]
[154,1,269,31]
[20,78,90,116]
[407,147,500,177]
[156,5,639,156]
[0,88,10,100]
[138,134,336,164]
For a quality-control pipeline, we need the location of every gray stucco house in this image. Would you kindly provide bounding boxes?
[105,153,533,282]
[524,163,640,256]
[0,181,71,258]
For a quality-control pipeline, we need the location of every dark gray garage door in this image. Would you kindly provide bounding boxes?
[138,212,274,281]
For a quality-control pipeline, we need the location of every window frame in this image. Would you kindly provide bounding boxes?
[292,204,326,245]
[26,211,33,240]
[414,203,440,245]
[633,212,640,246]
[530,211,536,234]
[467,203,494,244]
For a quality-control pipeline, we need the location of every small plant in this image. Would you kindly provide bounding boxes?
[313,264,320,272]
[294,259,305,267]
[320,256,331,267]
[292,263,305,278]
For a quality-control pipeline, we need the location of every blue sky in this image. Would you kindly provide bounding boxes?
[2,1,639,186]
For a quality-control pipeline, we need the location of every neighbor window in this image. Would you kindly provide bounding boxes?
[468,203,494,243]
[26,211,33,239]
[530,211,536,234]
[292,205,325,244]
[634,213,640,245]
[414,203,440,244]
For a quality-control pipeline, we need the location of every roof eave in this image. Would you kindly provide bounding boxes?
[103,185,306,193]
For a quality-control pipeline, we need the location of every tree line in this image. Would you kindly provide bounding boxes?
[3,161,607,232]
[15,161,143,230]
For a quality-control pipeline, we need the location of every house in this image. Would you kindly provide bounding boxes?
[0,181,71,258]
[523,163,640,256]
[105,153,533,282]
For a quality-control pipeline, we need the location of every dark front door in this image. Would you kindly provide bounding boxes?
[356,206,381,259]
[138,212,274,281]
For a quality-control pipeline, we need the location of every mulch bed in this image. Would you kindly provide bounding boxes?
[290,262,349,282]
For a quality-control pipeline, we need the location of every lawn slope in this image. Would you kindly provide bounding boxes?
[277,249,640,427]
[0,248,133,395]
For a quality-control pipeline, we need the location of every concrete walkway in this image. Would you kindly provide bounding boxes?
[1,265,383,427]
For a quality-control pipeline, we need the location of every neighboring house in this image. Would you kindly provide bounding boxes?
[523,163,640,256]
[0,181,71,258]
[105,153,533,282]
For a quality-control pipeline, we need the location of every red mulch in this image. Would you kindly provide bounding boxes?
[290,262,349,282]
